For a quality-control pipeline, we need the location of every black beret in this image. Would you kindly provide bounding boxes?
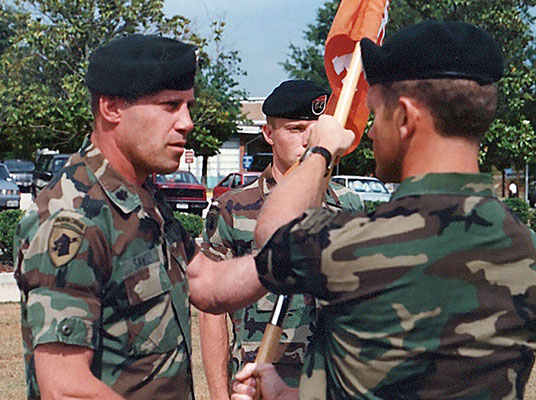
[86,34,197,99]
[262,80,329,120]
[361,20,504,85]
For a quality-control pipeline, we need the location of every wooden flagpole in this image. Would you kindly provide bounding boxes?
[251,40,364,400]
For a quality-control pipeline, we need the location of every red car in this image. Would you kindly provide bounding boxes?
[212,172,262,199]
[152,170,208,215]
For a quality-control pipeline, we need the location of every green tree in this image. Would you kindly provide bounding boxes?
[188,21,248,184]
[284,0,536,178]
[0,0,246,179]
[0,3,16,55]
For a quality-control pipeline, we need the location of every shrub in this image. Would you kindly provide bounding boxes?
[364,200,383,215]
[503,198,531,224]
[529,208,536,232]
[174,212,204,238]
[0,209,24,268]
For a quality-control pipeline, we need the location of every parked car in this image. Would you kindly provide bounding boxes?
[249,153,273,172]
[0,163,20,210]
[212,171,262,199]
[331,175,391,203]
[3,159,35,193]
[152,170,208,216]
[32,152,70,195]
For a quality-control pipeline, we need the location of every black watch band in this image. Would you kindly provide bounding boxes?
[299,146,333,177]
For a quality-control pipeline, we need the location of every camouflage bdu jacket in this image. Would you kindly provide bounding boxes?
[14,139,197,400]
[202,165,362,386]
[256,173,536,399]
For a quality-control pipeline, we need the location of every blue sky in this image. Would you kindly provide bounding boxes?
[164,1,327,97]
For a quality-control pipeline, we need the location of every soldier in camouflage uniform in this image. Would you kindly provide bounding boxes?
[226,21,536,399]
[199,80,363,398]
[14,35,199,399]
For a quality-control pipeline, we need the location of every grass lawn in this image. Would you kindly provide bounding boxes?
[2,302,536,399]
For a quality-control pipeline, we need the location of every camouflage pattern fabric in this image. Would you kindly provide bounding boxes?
[14,138,197,400]
[202,165,362,387]
[255,173,536,399]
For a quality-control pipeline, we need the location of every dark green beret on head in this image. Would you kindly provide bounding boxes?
[262,79,329,120]
[361,20,504,85]
[86,34,197,99]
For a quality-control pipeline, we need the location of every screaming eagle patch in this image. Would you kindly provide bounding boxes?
[48,216,87,267]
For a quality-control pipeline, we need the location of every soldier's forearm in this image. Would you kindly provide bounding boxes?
[188,252,267,314]
[35,343,125,400]
[199,312,231,400]
[255,115,354,249]
[255,154,326,248]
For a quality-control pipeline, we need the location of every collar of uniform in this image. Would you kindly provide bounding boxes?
[391,173,496,201]
[257,164,277,201]
[79,136,143,214]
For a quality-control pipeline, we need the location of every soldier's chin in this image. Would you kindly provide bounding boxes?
[155,162,181,174]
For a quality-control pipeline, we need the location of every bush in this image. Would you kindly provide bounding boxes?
[503,198,531,224]
[0,209,24,268]
[529,209,536,231]
[174,212,203,238]
[364,200,384,215]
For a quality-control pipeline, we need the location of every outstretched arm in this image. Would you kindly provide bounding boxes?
[188,252,267,314]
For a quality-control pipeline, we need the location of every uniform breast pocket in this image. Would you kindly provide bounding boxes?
[123,261,183,356]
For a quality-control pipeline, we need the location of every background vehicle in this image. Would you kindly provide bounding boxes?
[212,171,262,199]
[3,159,35,193]
[331,175,391,203]
[32,153,70,195]
[0,163,20,210]
[249,153,272,172]
[153,170,208,216]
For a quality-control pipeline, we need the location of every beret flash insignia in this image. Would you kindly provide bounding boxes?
[312,94,327,116]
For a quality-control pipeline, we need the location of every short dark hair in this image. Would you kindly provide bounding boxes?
[266,116,277,128]
[90,91,100,116]
[377,79,498,141]
[89,91,141,117]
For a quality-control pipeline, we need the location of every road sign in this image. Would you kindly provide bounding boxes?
[184,150,194,164]
[243,155,254,170]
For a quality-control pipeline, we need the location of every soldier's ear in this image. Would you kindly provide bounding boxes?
[99,96,124,124]
[262,124,275,146]
[396,96,419,141]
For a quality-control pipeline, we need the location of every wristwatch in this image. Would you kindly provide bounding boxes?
[299,146,333,177]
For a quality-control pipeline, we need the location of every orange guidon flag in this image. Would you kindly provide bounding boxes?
[324,0,389,154]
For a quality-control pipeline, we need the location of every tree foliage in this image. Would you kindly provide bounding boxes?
[188,21,247,182]
[0,0,246,175]
[0,3,16,55]
[283,0,536,176]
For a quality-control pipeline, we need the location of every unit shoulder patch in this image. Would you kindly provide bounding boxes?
[48,216,87,267]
